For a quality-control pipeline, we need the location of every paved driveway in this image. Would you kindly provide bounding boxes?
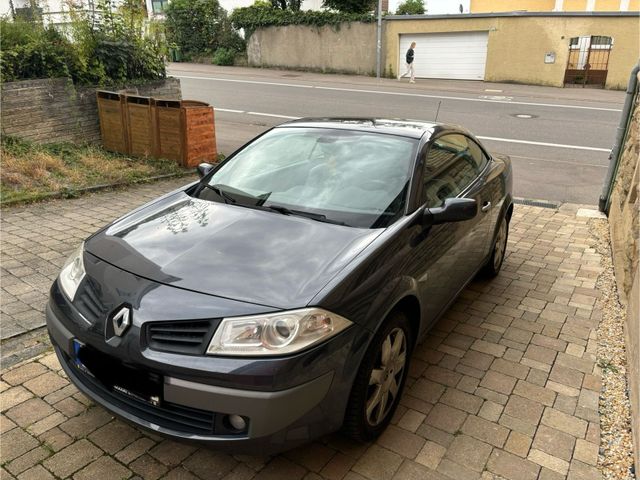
[1,179,604,480]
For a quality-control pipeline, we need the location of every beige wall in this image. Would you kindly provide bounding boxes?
[608,71,639,472]
[384,15,640,89]
[470,0,639,11]
[247,23,376,75]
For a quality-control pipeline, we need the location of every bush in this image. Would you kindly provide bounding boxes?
[212,47,236,65]
[395,0,424,15]
[164,0,244,61]
[322,0,375,14]
[230,5,375,37]
[0,0,166,85]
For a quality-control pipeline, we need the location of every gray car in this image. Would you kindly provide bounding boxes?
[46,119,513,454]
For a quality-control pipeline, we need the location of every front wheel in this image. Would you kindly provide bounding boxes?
[342,311,413,442]
[481,213,509,278]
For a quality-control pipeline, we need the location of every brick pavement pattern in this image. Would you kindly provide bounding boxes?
[1,180,604,479]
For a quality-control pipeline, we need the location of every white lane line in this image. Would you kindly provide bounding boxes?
[174,74,622,112]
[477,136,610,152]
[509,154,608,168]
[247,111,300,119]
[216,108,245,114]
[214,108,610,152]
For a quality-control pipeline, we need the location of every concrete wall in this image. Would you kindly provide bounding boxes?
[247,22,377,75]
[383,14,640,89]
[1,77,181,145]
[469,0,640,11]
[608,71,640,470]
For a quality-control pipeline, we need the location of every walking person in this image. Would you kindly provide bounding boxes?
[399,42,416,83]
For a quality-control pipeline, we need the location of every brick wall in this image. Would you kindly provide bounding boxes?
[1,77,181,145]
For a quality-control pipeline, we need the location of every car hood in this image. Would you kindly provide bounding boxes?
[85,191,382,309]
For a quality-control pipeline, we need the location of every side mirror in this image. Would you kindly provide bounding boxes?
[197,163,214,179]
[423,198,478,226]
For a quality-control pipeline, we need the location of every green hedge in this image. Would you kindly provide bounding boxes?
[230,5,375,37]
[0,3,166,85]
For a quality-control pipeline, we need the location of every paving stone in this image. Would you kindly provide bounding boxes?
[415,425,454,448]
[59,407,112,438]
[129,454,168,480]
[52,397,85,418]
[392,460,446,480]
[479,371,517,395]
[353,445,402,480]
[445,434,492,472]
[377,425,425,459]
[163,467,201,480]
[5,447,51,476]
[181,449,238,480]
[408,379,445,404]
[37,427,73,452]
[17,464,55,480]
[5,398,55,428]
[526,368,549,387]
[114,436,155,464]
[424,403,467,434]
[503,395,544,425]
[532,424,576,461]
[2,364,48,386]
[437,458,481,480]
[397,409,426,433]
[73,456,131,480]
[478,400,503,422]
[567,459,601,480]
[27,412,66,436]
[461,415,509,448]
[486,449,540,480]
[320,452,356,480]
[527,449,569,475]
[548,364,584,389]
[1,387,35,413]
[423,366,462,387]
[460,350,494,370]
[573,439,598,466]
[22,373,67,397]
[490,358,529,380]
[513,381,556,407]
[42,439,102,478]
[541,408,588,438]
[414,440,446,470]
[504,431,532,458]
[470,340,506,358]
[474,387,509,405]
[440,388,483,414]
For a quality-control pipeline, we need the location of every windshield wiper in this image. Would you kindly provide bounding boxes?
[201,183,236,204]
[264,205,347,226]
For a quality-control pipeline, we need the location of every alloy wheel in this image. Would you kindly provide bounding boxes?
[365,328,407,426]
[493,217,508,271]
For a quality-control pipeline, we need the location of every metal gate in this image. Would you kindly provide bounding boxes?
[564,36,612,88]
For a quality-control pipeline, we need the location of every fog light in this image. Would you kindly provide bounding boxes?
[228,414,246,431]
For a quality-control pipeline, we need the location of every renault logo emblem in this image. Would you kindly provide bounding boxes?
[112,306,131,337]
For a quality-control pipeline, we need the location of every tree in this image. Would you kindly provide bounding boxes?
[395,0,424,15]
[270,0,302,11]
[322,0,374,14]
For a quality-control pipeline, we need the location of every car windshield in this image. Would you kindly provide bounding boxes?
[197,128,418,228]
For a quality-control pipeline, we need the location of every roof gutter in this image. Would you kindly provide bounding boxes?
[599,61,640,213]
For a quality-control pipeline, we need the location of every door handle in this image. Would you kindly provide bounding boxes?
[481,201,492,213]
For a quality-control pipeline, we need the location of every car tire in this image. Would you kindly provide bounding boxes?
[342,311,413,442]
[481,213,509,278]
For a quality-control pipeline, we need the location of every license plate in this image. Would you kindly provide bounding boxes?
[72,339,94,378]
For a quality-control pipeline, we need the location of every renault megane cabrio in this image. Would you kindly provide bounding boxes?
[47,118,513,454]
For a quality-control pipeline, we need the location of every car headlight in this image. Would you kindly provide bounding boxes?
[206,308,352,356]
[59,243,86,301]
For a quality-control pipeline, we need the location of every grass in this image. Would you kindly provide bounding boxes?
[0,136,190,204]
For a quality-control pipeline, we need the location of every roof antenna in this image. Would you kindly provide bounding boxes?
[434,101,442,122]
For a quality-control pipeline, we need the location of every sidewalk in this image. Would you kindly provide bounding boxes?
[0,179,610,479]
[167,63,626,107]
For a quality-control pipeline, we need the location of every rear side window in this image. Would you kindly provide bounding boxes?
[423,134,480,208]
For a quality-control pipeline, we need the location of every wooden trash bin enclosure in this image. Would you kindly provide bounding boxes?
[125,95,154,157]
[97,91,217,166]
[96,91,128,154]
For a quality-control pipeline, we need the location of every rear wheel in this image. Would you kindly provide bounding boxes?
[342,311,413,442]
[481,213,509,277]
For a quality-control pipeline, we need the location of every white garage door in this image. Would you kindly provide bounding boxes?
[399,31,489,80]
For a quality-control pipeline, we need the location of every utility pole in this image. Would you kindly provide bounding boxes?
[376,0,382,78]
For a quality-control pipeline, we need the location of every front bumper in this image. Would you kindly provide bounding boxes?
[47,279,369,453]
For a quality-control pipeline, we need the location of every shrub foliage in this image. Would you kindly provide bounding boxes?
[395,0,424,14]
[0,0,166,85]
[164,0,244,61]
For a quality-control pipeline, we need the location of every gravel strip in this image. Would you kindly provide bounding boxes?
[590,218,635,480]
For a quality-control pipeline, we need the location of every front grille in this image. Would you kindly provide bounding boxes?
[146,320,217,355]
[63,349,216,435]
[75,279,108,323]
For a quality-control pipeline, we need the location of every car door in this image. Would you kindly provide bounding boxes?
[413,133,493,325]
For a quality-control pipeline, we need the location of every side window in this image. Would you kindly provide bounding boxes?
[423,134,479,208]
[468,138,489,172]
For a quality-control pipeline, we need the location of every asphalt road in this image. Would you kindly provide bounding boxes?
[168,63,627,206]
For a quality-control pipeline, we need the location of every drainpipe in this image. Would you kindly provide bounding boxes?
[598,61,640,213]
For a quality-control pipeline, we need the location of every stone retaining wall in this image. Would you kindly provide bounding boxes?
[1,77,181,145]
[608,71,640,469]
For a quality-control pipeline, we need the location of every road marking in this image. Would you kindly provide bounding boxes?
[509,154,608,168]
[174,74,622,112]
[214,108,610,152]
[484,89,503,92]
[477,136,610,152]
